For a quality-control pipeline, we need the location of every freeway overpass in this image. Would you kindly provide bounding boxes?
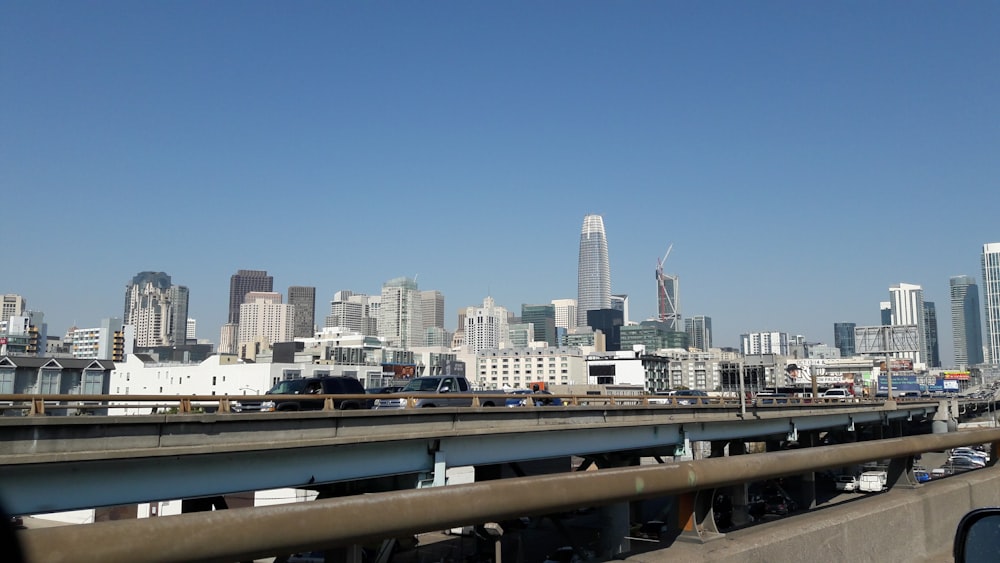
[3,394,999,562]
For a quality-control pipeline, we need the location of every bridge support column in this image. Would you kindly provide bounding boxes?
[797,431,819,509]
[592,456,635,558]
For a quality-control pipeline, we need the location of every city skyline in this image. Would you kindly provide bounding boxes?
[3,4,998,366]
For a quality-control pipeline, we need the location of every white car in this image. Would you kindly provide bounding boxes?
[835,475,859,492]
[821,388,854,401]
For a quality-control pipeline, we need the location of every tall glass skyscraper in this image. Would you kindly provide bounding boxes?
[982,243,1000,364]
[833,322,856,357]
[576,214,611,327]
[950,275,984,368]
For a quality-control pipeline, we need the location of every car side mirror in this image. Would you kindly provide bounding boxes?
[954,507,1000,562]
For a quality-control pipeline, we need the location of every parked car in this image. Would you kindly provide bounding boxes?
[835,474,859,492]
[952,447,989,464]
[914,469,931,483]
[948,456,985,472]
[234,376,367,412]
[858,470,887,493]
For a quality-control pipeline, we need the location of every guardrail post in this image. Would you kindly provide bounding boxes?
[28,397,45,416]
[179,399,192,414]
[323,398,334,411]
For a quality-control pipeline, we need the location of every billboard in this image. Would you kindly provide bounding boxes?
[942,371,970,381]
[877,374,921,393]
[383,363,416,379]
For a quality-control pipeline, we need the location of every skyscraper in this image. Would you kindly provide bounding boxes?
[576,214,611,327]
[924,301,940,368]
[950,275,984,368]
[228,270,273,325]
[522,304,557,346]
[288,286,316,338]
[379,277,422,349]
[656,246,680,331]
[685,316,713,351]
[982,243,1000,363]
[465,296,509,354]
[551,299,577,331]
[237,292,294,352]
[833,322,856,357]
[124,271,188,347]
[889,282,927,365]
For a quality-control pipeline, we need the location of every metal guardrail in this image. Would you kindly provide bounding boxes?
[0,392,933,415]
[15,426,1000,563]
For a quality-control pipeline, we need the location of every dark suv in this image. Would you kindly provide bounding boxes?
[235,377,367,412]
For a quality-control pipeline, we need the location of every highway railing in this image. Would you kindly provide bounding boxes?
[0,392,940,416]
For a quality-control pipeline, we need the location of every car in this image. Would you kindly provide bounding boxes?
[947,456,985,472]
[835,475,859,492]
[505,389,563,407]
[821,388,854,401]
[914,469,931,483]
[753,392,790,406]
[674,389,710,405]
[234,376,368,412]
[952,447,989,463]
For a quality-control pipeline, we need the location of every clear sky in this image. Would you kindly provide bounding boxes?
[3,2,998,367]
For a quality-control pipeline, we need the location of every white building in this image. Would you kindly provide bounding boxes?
[551,298,577,330]
[889,282,927,365]
[71,318,134,360]
[1,294,26,325]
[238,292,294,357]
[379,278,422,349]
[983,243,1000,364]
[740,331,789,355]
[475,346,586,390]
[465,296,509,354]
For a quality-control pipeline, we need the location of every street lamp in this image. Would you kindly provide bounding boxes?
[239,386,260,395]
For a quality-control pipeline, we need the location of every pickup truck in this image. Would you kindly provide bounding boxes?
[372,375,507,409]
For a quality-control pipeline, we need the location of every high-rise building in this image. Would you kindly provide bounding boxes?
[880,302,892,326]
[740,331,788,355]
[1,294,26,326]
[588,309,624,351]
[888,282,927,365]
[421,290,446,334]
[610,294,630,326]
[465,296,509,354]
[228,270,273,324]
[186,318,197,343]
[237,292,294,351]
[379,277,422,349]
[983,243,1000,364]
[685,316,713,351]
[288,286,316,338]
[950,275,984,368]
[656,247,680,331]
[833,322,856,357]
[71,318,134,361]
[124,271,188,347]
[924,301,940,368]
[551,299,577,331]
[576,214,611,327]
[522,304,557,346]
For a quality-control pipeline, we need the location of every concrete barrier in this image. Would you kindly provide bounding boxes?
[627,467,1000,562]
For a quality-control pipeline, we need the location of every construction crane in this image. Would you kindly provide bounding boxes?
[656,244,680,330]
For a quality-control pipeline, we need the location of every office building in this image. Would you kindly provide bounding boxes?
[587,309,624,352]
[924,301,940,368]
[740,331,789,356]
[237,292,294,356]
[420,290,446,342]
[984,244,1000,363]
[465,296,509,354]
[288,286,316,338]
[950,275,984,368]
[522,304,557,346]
[379,277,422,349]
[2,294,26,325]
[71,318,134,361]
[610,294,630,326]
[888,282,927,365]
[685,316,713,352]
[186,319,197,343]
[228,270,273,325]
[551,299,577,331]
[833,322,856,357]
[880,302,892,326]
[124,271,188,348]
[576,214,611,327]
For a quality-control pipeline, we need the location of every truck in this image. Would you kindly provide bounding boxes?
[371,375,508,409]
[858,470,887,493]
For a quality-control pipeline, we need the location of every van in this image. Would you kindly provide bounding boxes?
[858,470,887,493]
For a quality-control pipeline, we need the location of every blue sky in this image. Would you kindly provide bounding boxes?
[2,2,998,367]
